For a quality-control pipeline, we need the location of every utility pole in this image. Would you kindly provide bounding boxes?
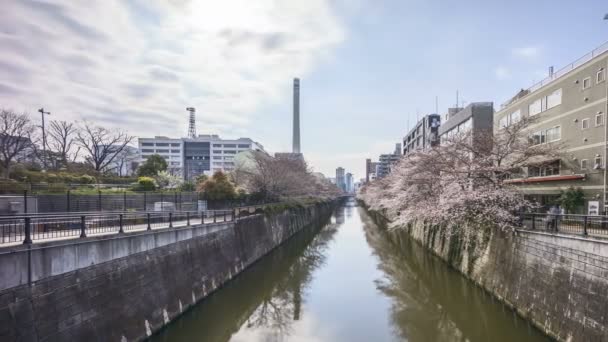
[38,108,50,171]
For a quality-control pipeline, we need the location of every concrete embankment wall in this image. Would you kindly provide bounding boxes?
[366,208,608,342]
[0,201,336,342]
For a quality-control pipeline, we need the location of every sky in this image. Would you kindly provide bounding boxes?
[1,0,607,180]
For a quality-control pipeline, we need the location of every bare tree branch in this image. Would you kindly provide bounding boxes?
[75,122,134,172]
[0,109,36,178]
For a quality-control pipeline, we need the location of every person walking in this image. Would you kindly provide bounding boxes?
[545,205,560,231]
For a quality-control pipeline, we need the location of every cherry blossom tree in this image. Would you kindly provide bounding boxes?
[359,116,562,231]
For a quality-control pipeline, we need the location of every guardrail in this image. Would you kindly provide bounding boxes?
[520,213,608,237]
[0,210,235,246]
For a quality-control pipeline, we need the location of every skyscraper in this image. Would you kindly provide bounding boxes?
[293,78,301,153]
[336,167,345,192]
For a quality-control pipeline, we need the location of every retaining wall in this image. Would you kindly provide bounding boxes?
[367,208,608,342]
[0,201,336,341]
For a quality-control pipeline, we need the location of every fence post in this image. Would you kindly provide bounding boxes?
[123,192,127,211]
[201,211,205,225]
[169,212,173,228]
[224,211,226,222]
[98,191,102,211]
[23,190,28,214]
[80,216,87,238]
[23,217,32,244]
[187,212,190,226]
[174,192,178,210]
[67,190,71,212]
[119,214,124,233]
[147,213,151,230]
[532,213,536,230]
[213,211,217,223]
[161,192,164,211]
[583,216,588,236]
[144,192,147,211]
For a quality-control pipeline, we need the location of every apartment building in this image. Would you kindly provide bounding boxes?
[138,135,265,180]
[403,114,441,156]
[439,102,494,144]
[495,42,608,213]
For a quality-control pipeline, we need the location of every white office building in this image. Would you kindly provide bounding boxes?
[138,135,265,180]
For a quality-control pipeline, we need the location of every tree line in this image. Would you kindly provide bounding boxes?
[0,108,134,179]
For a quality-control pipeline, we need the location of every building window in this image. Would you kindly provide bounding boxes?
[170,149,180,153]
[545,88,562,109]
[224,150,237,154]
[237,144,250,148]
[597,69,605,84]
[581,118,590,129]
[213,150,222,154]
[141,149,154,153]
[581,159,588,170]
[528,161,560,177]
[141,143,154,146]
[170,143,180,147]
[529,98,542,116]
[156,143,169,146]
[499,115,509,129]
[156,149,169,153]
[596,113,605,126]
[213,156,222,160]
[213,144,222,147]
[224,144,236,148]
[530,130,546,145]
[595,156,603,169]
[509,110,521,125]
[583,77,591,89]
[546,126,561,142]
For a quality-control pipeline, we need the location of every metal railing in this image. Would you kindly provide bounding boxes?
[501,40,608,108]
[0,209,235,246]
[520,213,608,237]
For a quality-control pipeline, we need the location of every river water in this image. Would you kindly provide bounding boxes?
[151,199,549,342]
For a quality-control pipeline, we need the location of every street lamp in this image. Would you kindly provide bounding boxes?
[38,108,50,171]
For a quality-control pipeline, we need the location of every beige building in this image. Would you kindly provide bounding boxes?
[495,41,608,213]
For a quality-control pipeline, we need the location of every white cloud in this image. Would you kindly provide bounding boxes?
[511,46,541,59]
[0,0,345,141]
[494,66,511,80]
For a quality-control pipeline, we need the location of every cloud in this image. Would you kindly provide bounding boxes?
[511,46,541,59]
[494,66,511,80]
[0,1,345,143]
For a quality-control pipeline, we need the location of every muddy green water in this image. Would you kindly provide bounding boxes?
[151,199,549,342]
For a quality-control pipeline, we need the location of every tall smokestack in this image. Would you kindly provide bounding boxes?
[186,107,196,138]
[293,78,300,153]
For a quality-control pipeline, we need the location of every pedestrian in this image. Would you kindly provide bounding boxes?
[545,205,560,231]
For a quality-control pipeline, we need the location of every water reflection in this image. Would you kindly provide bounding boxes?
[151,209,339,342]
[360,207,549,342]
[153,201,549,342]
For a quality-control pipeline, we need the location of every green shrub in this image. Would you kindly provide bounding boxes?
[79,175,96,184]
[179,181,196,192]
[135,177,156,191]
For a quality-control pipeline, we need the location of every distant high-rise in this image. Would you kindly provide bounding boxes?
[293,78,301,153]
[336,167,345,192]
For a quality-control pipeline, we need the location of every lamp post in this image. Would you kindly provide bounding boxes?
[38,108,50,171]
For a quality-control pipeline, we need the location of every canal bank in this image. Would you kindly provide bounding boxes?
[363,202,608,342]
[0,200,338,342]
[152,199,548,341]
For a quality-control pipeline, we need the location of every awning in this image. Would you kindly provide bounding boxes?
[505,174,585,184]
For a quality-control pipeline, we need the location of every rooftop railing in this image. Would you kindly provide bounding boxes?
[519,212,608,238]
[501,40,608,108]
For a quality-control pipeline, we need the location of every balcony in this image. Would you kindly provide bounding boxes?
[505,174,586,184]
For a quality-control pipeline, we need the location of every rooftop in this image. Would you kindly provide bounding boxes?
[501,40,608,109]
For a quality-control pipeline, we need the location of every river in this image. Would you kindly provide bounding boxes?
[151,199,549,342]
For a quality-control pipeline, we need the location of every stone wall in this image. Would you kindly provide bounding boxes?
[366,208,608,341]
[0,201,336,342]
